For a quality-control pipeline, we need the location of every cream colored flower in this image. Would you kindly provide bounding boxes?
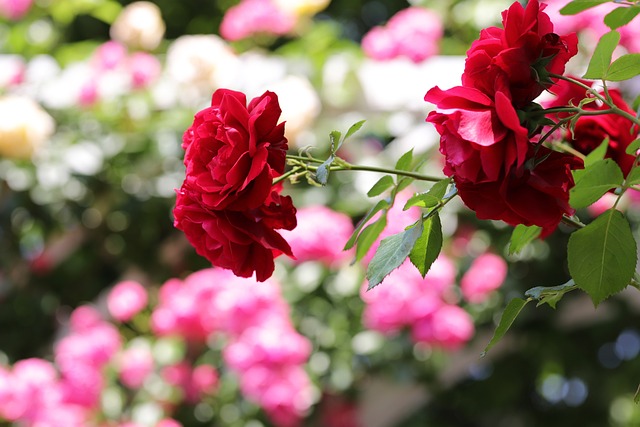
[110,1,166,51]
[0,95,54,159]
[268,75,320,144]
[166,35,240,95]
[273,0,329,17]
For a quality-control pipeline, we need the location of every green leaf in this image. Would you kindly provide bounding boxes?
[626,166,640,186]
[367,175,394,197]
[395,148,414,171]
[625,138,640,155]
[355,215,388,262]
[328,130,341,156]
[585,137,610,167]
[525,280,577,309]
[344,120,366,141]
[583,31,621,79]
[604,6,640,30]
[568,209,637,306]
[366,221,423,290]
[560,0,611,15]
[404,193,441,209]
[409,214,443,278]
[343,199,389,250]
[509,224,542,255]
[482,298,529,357]
[404,179,450,210]
[606,53,640,81]
[570,159,624,209]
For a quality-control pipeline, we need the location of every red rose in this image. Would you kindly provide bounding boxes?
[462,0,578,106]
[175,88,297,281]
[173,188,296,282]
[182,89,288,211]
[456,146,582,236]
[545,79,638,176]
[425,85,529,183]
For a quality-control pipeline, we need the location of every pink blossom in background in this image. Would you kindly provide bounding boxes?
[68,305,104,332]
[92,41,128,71]
[224,323,312,371]
[55,305,121,408]
[107,280,148,322]
[151,268,312,426]
[0,0,33,20]
[362,7,443,63]
[0,358,90,427]
[219,0,295,41]
[587,192,619,217]
[117,345,155,389]
[360,255,472,351]
[279,205,355,266]
[157,420,183,427]
[460,253,508,303]
[239,364,313,427]
[0,55,25,88]
[161,362,219,403]
[128,51,162,88]
[189,365,219,400]
[411,305,474,350]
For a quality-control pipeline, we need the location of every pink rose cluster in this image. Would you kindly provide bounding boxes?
[79,41,161,106]
[361,7,443,63]
[220,0,295,41]
[151,268,314,427]
[361,258,473,350]
[0,304,186,427]
[360,193,507,349]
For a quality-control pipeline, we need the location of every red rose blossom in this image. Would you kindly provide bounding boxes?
[182,89,288,211]
[425,85,529,183]
[462,0,578,107]
[545,78,638,176]
[175,88,297,282]
[174,188,296,282]
[456,146,582,236]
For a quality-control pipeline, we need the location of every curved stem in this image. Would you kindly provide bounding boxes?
[338,162,445,182]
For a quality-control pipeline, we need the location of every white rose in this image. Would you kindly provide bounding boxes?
[0,96,54,159]
[110,1,166,51]
[166,35,240,100]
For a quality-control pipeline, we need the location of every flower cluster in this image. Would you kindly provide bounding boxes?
[361,259,474,350]
[151,268,313,426]
[425,0,582,236]
[173,88,297,281]
[361,7,443,63]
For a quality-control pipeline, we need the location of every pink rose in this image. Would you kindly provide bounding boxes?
[107,280,148,322]
[461,253,508,303]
